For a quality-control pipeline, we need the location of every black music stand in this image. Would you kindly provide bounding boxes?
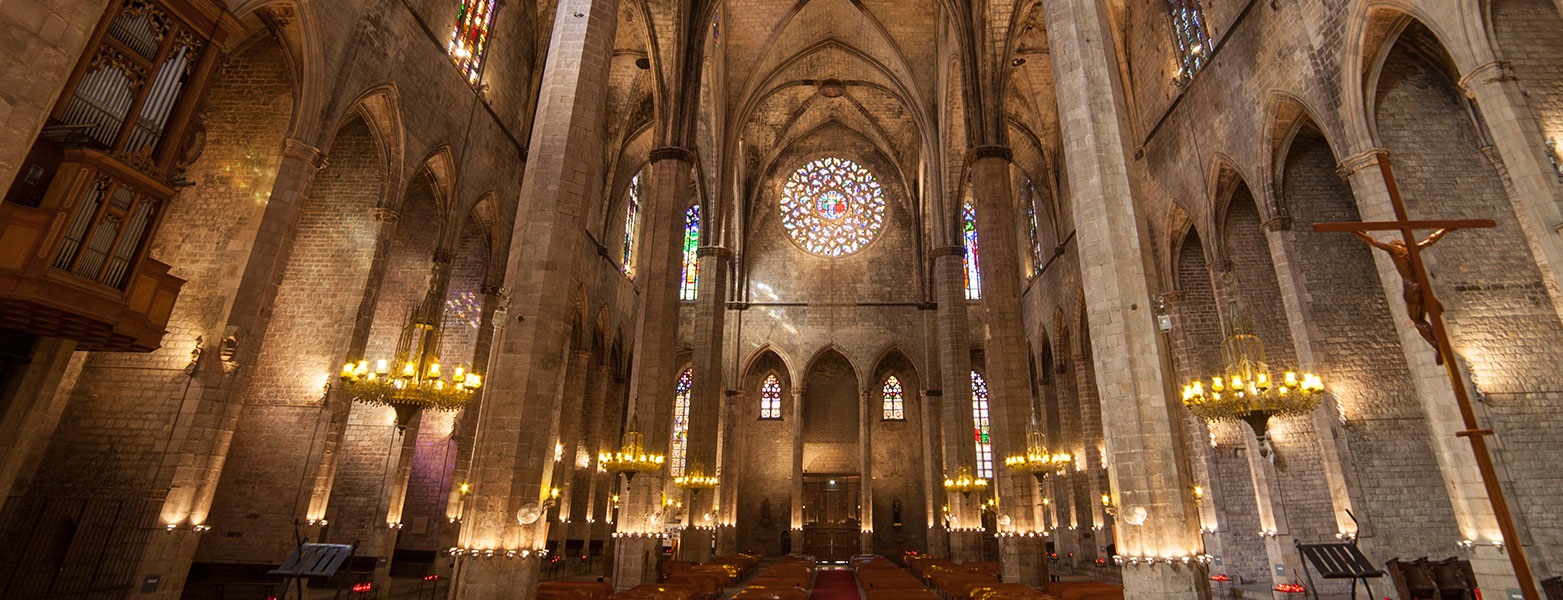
[1297,541,1385,600]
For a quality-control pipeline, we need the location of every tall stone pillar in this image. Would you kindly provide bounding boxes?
[550,349,593,548]
[859,387,875,553]
[452,0,620,595]
[440,283,506,556]
[1042,0,1203,597]
[716,388,741,556]
[921,389,950,556]
[567,362,612,549]
[682,245,730,562]
[1336,149,1523,594]
[0,338,77,504]
[614,145,695,587]
[1459,62,1563,318]
[932,245,981,562]
[790,389,806,552]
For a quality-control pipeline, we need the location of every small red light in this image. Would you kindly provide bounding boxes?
[1211,574,1231,582]
[424,575,440,581]
[351,582,373,593]
[1275,583,1306,593]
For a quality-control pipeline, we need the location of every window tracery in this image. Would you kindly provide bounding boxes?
[779,158,886,257]
[760,373,782,420]
[671,368,692,477]
[622,175,640,277]
[963,199,982,299]
[681,205,700,300]
[1026,182,1044,277]
[449,0,496,84]
[883,375,905,421]
[1167,0,1212,79]
[972,371,993,479]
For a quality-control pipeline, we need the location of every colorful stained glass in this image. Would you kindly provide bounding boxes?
[1167,0,1212,78]
[883,375,905,421]
[1026,182,1043,277]
[680,205,701,300]
[671,368,693,477]
[448,0,496,84]
[760,374,782,419]
[622,175,640,277]
[779,158,886,256]
[971,371,993,478]
[963,199,982,299]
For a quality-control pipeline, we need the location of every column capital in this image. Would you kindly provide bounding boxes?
[697,246,733,259]
[1261,215,1293,232]
[432,249,456,264]
[480,282,505,296]
[1457,60,1517,97]
[970,145,1013,162]
[1159,290,1186,305]
[373,207,401,223]
[931,245,966,258]
[282,138,327,172]
[924,389,942,397]
[650,146,697,164]
[1335,148,1388,180]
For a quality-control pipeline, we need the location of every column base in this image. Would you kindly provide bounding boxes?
[611,537,662,591]
[1120,563,1204,600]
[861,531,874,555]
[679,528,714,563]
[128,529,202,600]
[950,530,984,563]
[1000,536,1048,587]
[790,529,804,555]
[1467,545,1524,600]
[715,526,737,556]
[452,555,541,599]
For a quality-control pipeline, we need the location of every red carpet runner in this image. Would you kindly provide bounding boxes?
[809,569,863,600]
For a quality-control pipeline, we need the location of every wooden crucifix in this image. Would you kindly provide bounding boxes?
[1313,149,1539,600]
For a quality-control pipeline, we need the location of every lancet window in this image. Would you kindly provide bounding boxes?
[671,368,693,477]
[972,371,993,478]
[449,0,496,83]
[963,199,982,299]
[760,374,782,420]
[681,205,701,300]
[883,375,905,421]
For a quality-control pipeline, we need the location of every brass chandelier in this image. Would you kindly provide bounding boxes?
[340,263,481,428]
[1181,281,1324,455]
[943,465,989,498]
[1004,418,1071,488]
[600,418,666,482]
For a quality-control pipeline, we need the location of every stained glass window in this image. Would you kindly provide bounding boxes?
[883,375,905,421]
[1167,0,1212,78]
[448,0,496,84]
[779,158,886,256]
[760,373,782,419]
[972,371,993,479]
[622,175,641,277]
[671,368,693,477]
[680,205,701,300]
[1026,182,1043,277]
[962,199,982,299]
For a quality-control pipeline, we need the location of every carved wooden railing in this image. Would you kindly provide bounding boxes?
[0,0,239,351]
[0,149,184,352]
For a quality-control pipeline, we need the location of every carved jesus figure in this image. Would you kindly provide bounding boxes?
[1353,229,1449,364]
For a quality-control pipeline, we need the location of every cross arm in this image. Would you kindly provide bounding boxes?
[1312,219,1496,233]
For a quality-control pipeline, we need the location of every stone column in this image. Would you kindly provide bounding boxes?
[1336,149,1523,593]
[1043,0,1203,597]
[567,363,612,549]
[1459,62,1563,318]
[0,338,77,504]
[921,389,950,556]
[860,387,875,553]
[1160,291,1226,573]
[614,145,695,587]
[932,245,981,562]
[441,284,505,551]
[452,0,620,595]
[716,388,741,556]
[790,388,805,552]
[682,245,730,562]
[969,148,1044,583]
[550,349,593,548]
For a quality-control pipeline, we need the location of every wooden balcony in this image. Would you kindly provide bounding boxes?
[0,148,184,352]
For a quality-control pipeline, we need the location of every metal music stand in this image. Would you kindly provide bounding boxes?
[1296,540,1385,600]
[270,543,356,597]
